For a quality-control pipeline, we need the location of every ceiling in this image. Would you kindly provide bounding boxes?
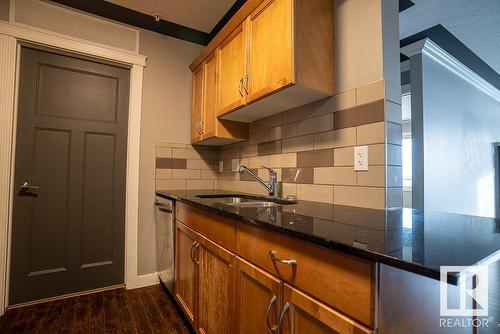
[400,0,500,74]
[105,0,236,33]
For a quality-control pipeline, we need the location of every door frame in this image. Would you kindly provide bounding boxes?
[0,20,150,315]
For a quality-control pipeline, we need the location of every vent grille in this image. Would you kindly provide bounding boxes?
[13,0,139,53]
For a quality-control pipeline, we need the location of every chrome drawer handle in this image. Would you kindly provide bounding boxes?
[266,295,278,333]
[278,302,289,333]
[269,250,297,266]
[238,78,244,97]
[190,241,200,264]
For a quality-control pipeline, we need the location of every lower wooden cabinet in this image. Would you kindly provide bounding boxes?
[175,223,198,326]
[175,221,235,334]
[235,257,282,334]
[281,284,374,334]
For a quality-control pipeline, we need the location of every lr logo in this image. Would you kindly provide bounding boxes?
[440,265,489,317]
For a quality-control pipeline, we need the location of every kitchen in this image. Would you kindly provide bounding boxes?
[0,0,499,333]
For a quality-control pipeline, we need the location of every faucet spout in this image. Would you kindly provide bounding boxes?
[238,165,277,196]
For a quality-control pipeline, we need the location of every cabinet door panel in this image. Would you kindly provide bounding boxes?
[191,65,204,143]
[203,52,217,139]
[247,0,293,102]
[235,257,282,334]
[281,284,373,334]
[217,23,246,116]
[197,236,235,334]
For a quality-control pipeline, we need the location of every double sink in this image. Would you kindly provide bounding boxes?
[196,194,297,208]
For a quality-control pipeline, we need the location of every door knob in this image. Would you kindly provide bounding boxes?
[18,182,39,196]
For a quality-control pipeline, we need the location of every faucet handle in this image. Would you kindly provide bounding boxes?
[260,166,276,176]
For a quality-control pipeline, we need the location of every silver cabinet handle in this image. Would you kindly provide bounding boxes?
[18,182,39,196]
[190,241,200,264]
[266,295,278,334]
[238,78,244,97]
[196,121,202,135]
[194,242,200,264]
[269,250,297,266]
[200,120,204,135]
[243,75,249,95]
[278,302,289,333]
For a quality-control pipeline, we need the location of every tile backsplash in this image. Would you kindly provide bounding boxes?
[155,80,403,210]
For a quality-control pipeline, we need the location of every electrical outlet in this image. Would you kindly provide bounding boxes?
[231,159,240,172]
[354,146,368,171]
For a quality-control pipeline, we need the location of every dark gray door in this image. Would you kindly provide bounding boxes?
[9,47,130,305]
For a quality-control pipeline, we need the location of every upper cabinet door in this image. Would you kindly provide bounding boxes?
[217,23,247,116]
[280,284,374,334]
[235,257,282,334]
[202,52,218,139]
[191,65,204,143]
[246,0,293,103]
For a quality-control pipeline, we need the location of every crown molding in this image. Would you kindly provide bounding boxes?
[402,38,500,102]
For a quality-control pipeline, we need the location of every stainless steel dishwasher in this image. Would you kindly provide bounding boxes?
[154,196,175,295]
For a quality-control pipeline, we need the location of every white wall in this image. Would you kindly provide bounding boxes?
[137,29,201,274]
[420,52,500,217]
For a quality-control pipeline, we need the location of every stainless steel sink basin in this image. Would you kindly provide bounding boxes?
[196,194,297,207]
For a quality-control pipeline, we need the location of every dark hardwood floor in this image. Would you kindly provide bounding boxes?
[0,285,193,334]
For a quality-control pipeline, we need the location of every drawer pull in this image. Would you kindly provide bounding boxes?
[266,295,278,333]
[269,250,297,266]
[278,302,289,333]
[190,241,200,264]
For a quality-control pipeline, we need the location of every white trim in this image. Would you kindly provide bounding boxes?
[401,38,500,103]
[131,273,160,290]
[0,21,147,315]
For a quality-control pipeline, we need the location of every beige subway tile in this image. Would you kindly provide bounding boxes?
[173,147,203,159]
[314,89,356,115]
[387,122,402,145]
[219,147,240,159]
[297,149,334,167]
[282,103,315,124]
[297,184,334,203]
[269,126,282,141]
[155,179,186,191]
[250,113,282,132]
[385,100,402,125]
[258,168,282,182]
[334,147,354,166]
[155,169,172,179]
[334,186,385,209]
[201,149,219,160]
[357,122,385,145]
[218,171,239,181]
[314,127,356,149]
[368,144,385,165]
[281,123,297,138]
[314,167,356,185]
[187,179,214,190]
[172,169,201,179]
[155,146,172,158]
[245,181,269,196]
[387,166,402,187]
[281,168,313,184]
[187,159,216,170]
[281,183,297,197]
[269,153,296,168]
[282,135,314,153]
[249,128,270,144]
[201,169,218,180]
[387,144,402,166]
[356,166,385,187]
[296,113,333,136]
[357,80,385,106]
[248,155,270,168]
[240,144,258,158]
[216,180,245,192]
[387,188,403,208]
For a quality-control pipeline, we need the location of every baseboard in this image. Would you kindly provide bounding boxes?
[126,272,159,290]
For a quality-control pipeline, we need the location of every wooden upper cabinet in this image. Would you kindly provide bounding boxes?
[191,65,204,143]
[202,52,217,139]
[190,0,334,123]
[217,23,247,116]
[175,223,198,326]
[235,257,282,334]
[281,284,374,334]
[197,236,235,334]
[246,0,293,102]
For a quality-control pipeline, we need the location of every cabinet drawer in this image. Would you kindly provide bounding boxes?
[176,202,236,252]
[236,223,376,327]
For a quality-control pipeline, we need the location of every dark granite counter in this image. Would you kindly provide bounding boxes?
[156,189,500,284]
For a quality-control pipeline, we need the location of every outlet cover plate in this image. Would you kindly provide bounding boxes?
[354,146,369,171]
[231,159,240,172]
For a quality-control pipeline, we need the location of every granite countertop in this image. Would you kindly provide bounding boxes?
[156,189,500,284]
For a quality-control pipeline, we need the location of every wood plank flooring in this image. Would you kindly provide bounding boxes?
[0,285,193,334]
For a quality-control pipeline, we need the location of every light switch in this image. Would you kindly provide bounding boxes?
[354,146,368,171]
[231,159,240,172]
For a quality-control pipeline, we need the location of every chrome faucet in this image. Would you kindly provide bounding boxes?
[238,165,277,196]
